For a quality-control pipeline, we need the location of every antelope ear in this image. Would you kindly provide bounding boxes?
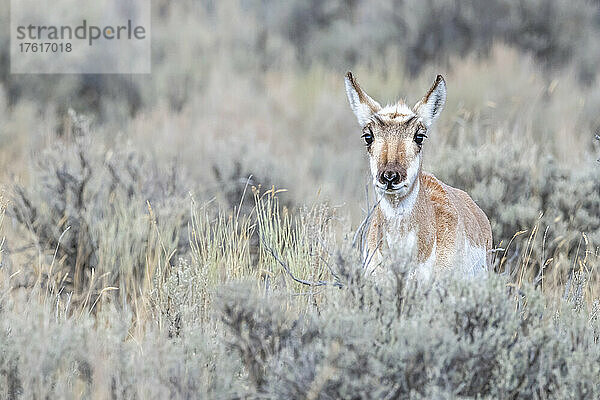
[413,75,446,127]
[345,72,381,127]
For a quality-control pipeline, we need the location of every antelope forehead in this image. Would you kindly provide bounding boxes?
[376,103,416,122]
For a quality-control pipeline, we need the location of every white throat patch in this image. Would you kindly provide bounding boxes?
[379,178,420,223]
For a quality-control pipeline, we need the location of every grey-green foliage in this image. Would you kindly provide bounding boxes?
[10,117,190,298]
[222,0,599,77]
[0,290,243,399]
[1,0,599,118]
[218,260,600,399]
[0,218,599,398]
[547,166,600,248]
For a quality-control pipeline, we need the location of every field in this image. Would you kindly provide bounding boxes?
[1,0,600,398]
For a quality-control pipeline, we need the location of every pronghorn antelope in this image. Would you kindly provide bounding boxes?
[345,72,492,278]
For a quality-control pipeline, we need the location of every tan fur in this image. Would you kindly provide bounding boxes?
[346,72,492,276]
[367,173,492,270]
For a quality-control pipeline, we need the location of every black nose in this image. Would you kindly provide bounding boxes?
[380,170,400,185]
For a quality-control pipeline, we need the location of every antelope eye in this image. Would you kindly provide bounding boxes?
[414,130,427,145]
[361,128,374,146]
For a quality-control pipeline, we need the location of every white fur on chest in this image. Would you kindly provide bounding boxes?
[379,179,419,244]
[385,228,417,256]
[378,180,437,276]
[379,179,420,222]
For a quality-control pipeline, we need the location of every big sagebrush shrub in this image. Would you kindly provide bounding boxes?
[11,120,190,300]
[218,260,600,399]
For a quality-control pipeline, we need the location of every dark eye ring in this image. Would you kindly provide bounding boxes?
[414,131,427,145]
[361,128,374,146]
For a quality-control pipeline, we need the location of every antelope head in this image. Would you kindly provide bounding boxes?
[345,72,446,200]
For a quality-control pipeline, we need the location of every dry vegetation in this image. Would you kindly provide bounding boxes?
[0,0,600,398]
